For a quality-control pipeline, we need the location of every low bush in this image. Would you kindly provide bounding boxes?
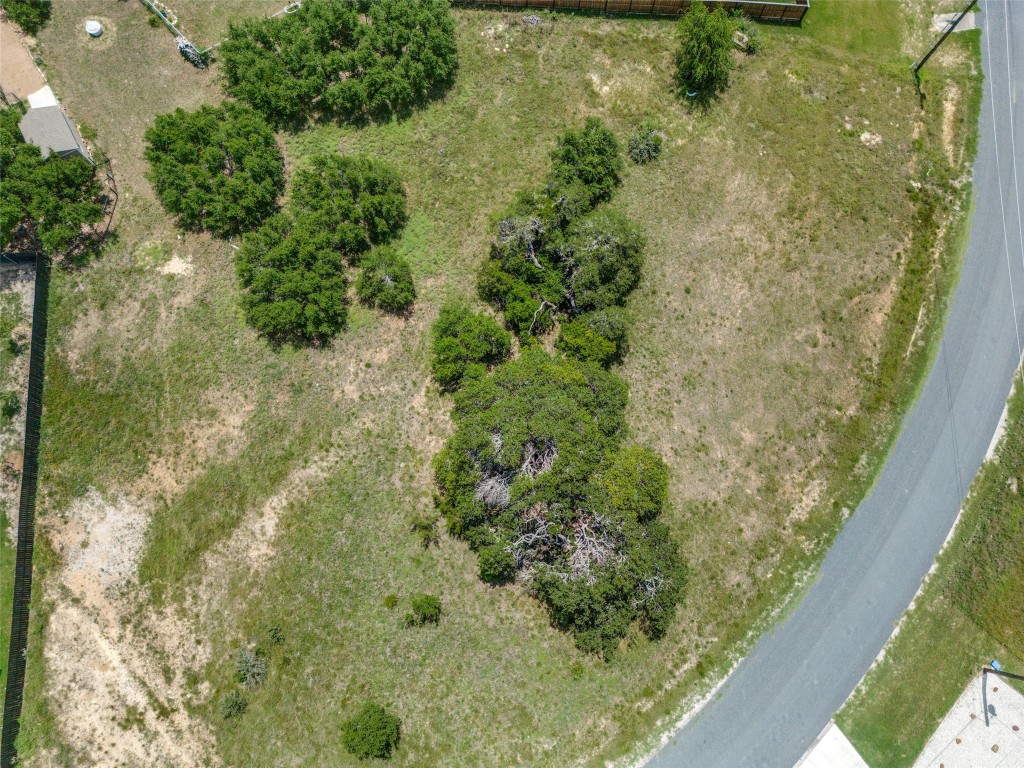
[0,391,20,422]
[0,0,50,34]
[341,702,401,760]
[478,544,516,584]
[221,690,248,719]
[404,593,442,626]
[430,304,512,390]
[410,514,440,548]
[143,102,284,237]
[221,0,458,127]
[550,117,623,207]
[555,319,617,366]
[627,123,663,164]
[355,248,416,313]
[235,647,268,689]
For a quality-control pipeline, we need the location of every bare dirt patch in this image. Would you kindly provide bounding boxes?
[40,490,217,768]
[0,17,45,98]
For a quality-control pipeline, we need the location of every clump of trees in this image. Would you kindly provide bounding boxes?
[1,105,104,254]
[341,702,401,759]
[476,118,641,353]
[143,102,284,237]
[220,0,458,128]
[0,0,50,34]
[235,153,410,343]
[430,304,512,391]
[431,119,685,656]
[675,2,735,98]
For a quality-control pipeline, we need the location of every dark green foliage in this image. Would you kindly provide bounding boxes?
[1,0,50,34]
[555,319,616,366]
[355,247,416,313]
[675,3,734,97]
[291,154,407,262]
[430,304,512,390]
[627,123,663,164]
[476,119,643,340]
[410,513,440,548]
[220,0,458,128]
[0,105,103,254]
[550,117,623,207]
[434,349,683,655]
[0,391,20,423]
[221,690,248,719]
[404,593,442,626]
[382,593,399,609]
[236,213,348,343]
[478,544,515,584]
[143,102,284,237]
[566,210,646,313]
[341,702,401,760]
[600,446,670,523]
[235,648,268,689]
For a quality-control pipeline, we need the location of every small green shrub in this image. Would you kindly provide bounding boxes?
[341,702,401,760]
[627,124,663,164]
[382,593,399,610]
[411,514,440,548]
[220,690,248,719]
[0,0,51,34]
[404,593,442,626]
[1,391,20,422]
[355,248,416,313]
[430,304,512,391]
[267,625,285,645]
[235,647,268,689]
[478,544,516,584]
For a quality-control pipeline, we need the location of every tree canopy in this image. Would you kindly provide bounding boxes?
[341,702,401,759]
[291,153,407,262]
[143,101,284,238]
[235,153,411,342]
[355,247,416,313]
[675,2,735,97]
[434,350,684,656]
[220,0,458,128]
[0,0,51,34]
[0,105,103,254]
[236,213,348,343]
[430,304,512,391]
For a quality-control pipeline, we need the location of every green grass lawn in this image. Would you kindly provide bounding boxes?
[838,380,1024,768]
[8,0,985,765]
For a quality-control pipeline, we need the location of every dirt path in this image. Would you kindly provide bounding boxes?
[0,18,45,99]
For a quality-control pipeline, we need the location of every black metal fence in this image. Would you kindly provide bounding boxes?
[1,254,50,767]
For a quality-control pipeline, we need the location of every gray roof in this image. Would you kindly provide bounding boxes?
[18,105,91,162]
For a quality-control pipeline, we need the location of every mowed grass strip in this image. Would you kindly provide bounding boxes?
[838,382,1024,768]
[17,0,984,765]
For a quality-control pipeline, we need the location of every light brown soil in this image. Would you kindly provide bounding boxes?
[41,491,218,768]
[0,17,45,99]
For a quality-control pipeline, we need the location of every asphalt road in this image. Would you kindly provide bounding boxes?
[647,2,1024,766]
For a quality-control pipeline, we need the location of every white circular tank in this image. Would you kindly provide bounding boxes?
[85,20,103,37]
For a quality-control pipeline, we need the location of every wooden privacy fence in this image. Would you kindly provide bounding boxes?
[452,0,810,23]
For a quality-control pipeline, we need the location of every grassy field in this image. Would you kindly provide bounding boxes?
[8,0,984,765]
[838,381,1024,768]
